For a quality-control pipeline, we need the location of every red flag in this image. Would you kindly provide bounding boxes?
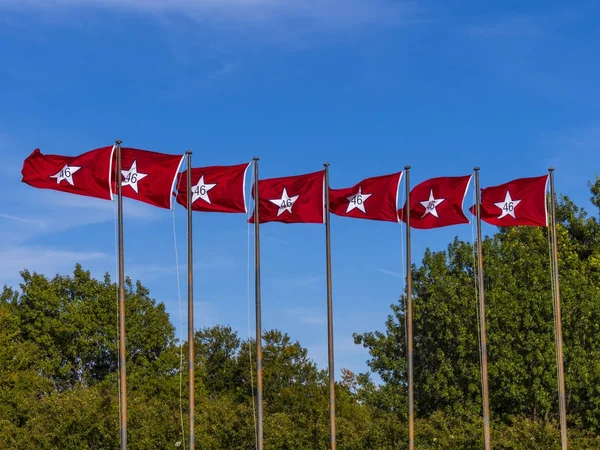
[399,175,472,229]
[469,175,548,227]
[21,146,114,200]
[329,172,402,222]
[249,170,325,224]
[175,163,250,213]
[112,148,184,209]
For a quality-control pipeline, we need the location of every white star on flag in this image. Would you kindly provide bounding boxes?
[191,175,217,204]
[494,190,521,219]
[420,189,445,218]
[270,187,299,216]
[121,160,148,194]
[346,186,372,213]
[49,164,81,186]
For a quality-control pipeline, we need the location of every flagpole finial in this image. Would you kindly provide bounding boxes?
[474,166,480,171]
[186,150,192,155]
[404,165,411,170]
[324,162,330,168]
[253,156,259,161]
[115,139,122,145]
[548,167,555,172]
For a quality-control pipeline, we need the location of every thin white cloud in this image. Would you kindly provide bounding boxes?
[292,275,322,287]
[193,300,218,328]
[0,0,421,30]
[284,307,326,325]
[268,274,322,290]
[538,125,600,197]
[125,257,237,281]
[34,190,161,221]
[0,213,46,229]
[306,335,368,373]
[0,246,108,286]
[1,188,165,247]
[374,267,403,278]
[538,126,600,150]
[467,16,549,39]
[246,230,291,246]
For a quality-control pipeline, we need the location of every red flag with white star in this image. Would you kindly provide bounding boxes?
[21,146,114,200]
[399,175,472,229]
[469,175,548,227]
[112,148,184,209]
[249,170,325,224]
[329,172,402,222]
[175,163,250,213]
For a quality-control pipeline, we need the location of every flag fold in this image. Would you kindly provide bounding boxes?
[399,175,472,229]
[250,170,325,224]
[176,163,250,213]
[21,146,114,200]
[329,172,402,222]
[113,148,184,209]
[469,175,548,227]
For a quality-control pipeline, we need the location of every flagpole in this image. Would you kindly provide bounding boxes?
[324,162,336,450]
[404,165,414,450]
[186,150,195,449]
[548,167,568,450]
[474,167,491,450]
[116,139,127,450]
[253,157,264,450]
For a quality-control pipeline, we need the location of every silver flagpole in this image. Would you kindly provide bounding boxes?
[548,167,568,449]
[474,167,492,450]
[324,162,336,450]
[253,157,264,450]
[116,139,128,450]
[186,150,195,449]
[404,165,414,450]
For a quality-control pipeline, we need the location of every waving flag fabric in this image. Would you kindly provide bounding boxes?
[176,163,250,213]
[470,175,548,227]
[399,175,472,229]
[112,148,184,209]
[329,172,402,222]
[250,170,325,224]
[21,146,114,200]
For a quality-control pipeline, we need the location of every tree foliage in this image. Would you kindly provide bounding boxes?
[355,189,600,448]
[1,184,600,448]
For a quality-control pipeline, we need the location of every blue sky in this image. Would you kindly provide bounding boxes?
[1,0,599,381]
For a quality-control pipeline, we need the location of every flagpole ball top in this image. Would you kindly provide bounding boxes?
[186,150,192,155]
[474,166,480,171]
[548,167,555,172]
[253,156,259,161]
[115,139,122,145]
[324,162,330,167]
[404,165,411,170]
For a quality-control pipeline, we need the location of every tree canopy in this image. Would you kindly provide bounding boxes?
[1,178,600,448]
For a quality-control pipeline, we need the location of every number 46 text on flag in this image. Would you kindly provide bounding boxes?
[329,172,402,222]
[249,170,325,224]
[21,146,115,200]
[399,175,472,229]
[112,147,185,210]
[175,163,250,213]
[469,175,549,227]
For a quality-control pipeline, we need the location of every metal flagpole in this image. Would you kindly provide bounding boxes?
[474,167,491,450]
[186,150,195,449]
[116,139,127,450]
[548,167,568,450]
[253,157,264,450]
[324,162,336,450]
[404,165,414,450]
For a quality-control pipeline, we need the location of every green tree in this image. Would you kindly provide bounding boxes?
[0,265,183,449]
[355,188,600,443]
